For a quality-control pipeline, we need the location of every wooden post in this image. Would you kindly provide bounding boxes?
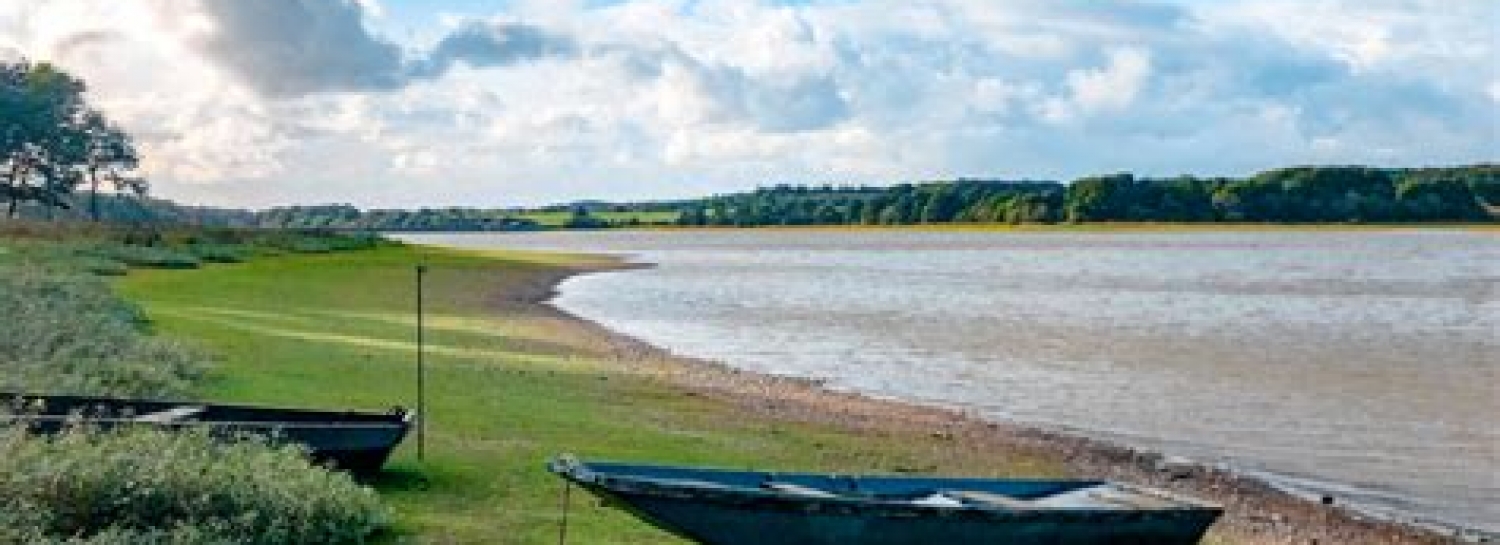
[416,264,427,460]
[558,480,572,545]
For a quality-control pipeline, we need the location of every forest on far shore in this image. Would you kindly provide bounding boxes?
[238,164,1497,231]
[673,165,1499,227]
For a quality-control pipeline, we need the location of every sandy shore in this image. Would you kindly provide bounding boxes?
[503,257,1472,545]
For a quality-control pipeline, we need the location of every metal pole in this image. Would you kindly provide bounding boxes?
[416,264,427,461]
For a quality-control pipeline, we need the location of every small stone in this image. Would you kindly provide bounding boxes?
[1155,455,1195,480]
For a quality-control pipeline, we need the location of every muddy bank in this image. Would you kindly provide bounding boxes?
[500,257,1471,545]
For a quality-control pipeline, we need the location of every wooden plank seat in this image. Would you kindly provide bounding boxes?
[133,406,206,423]
[762,481,840,498]
[1082,488,1177,510]
[944,486,1172,510]
[1021,485,1176,510]
[940,490,1036,510]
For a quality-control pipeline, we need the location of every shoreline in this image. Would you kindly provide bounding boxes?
[514,255,1476,545]
[597,222,1500,234]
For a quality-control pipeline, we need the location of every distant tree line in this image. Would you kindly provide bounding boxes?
[249,165,1498,231]
[10,192,257,226]
[249,202,684,231]
[14,198,577,232]
[17,166,1497,232]
[675,181,1062,226]
[2,60,146,221]
[255,204,543,231]
[70,165,1489,231]
[675,166,1498,226]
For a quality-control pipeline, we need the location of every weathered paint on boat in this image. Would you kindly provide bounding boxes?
[2,392,411,476]
[549,456,1222,545]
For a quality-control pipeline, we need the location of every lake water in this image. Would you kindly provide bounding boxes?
[404,229,1499,534]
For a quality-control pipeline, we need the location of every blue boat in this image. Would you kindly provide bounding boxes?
[549,456,1222,544]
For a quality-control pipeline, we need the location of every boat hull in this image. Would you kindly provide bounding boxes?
[597,488,1217,544]
[553,458,1222,545]
[2,392,411,477]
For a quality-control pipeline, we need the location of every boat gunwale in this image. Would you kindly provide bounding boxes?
[0,414,413,430]
[1,392,413,428]
[549,456,1224,521]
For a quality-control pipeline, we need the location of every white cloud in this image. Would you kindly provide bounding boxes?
[353,0,383,19]
[0,0,1494,208]
[1071,47,1152,113]
[1043,46,1153,122]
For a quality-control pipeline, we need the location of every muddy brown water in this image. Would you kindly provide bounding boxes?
[403,230,1499,535]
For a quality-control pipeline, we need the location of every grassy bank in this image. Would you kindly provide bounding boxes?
[115,243,1066,543]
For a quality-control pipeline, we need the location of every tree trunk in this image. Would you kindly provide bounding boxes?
[89,165,99,221]
[6,159,30,219]
[3,159,21,219]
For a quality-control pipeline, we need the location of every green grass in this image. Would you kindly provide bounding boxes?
[518,210,679,227]
[114,244,1059,543]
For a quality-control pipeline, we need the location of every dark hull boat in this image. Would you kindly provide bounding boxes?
[2,392,411,476]
[550,457,1222,545]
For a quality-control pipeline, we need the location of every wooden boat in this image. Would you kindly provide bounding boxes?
[1,392,411,477]
[549,456,1222,544]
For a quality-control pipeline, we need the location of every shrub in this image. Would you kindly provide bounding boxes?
[322,233,383,251]
[0,426,387,544]
[0,267,208,398]
[187,244,249,264]
[285,239,335,254]
[78,257,129,276]
[100,245,202,269]
[250,231,383,255]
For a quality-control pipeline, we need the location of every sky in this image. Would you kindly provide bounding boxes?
[1,0,1496,208]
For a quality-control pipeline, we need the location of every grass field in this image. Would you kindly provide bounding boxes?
[114,243,1057,543]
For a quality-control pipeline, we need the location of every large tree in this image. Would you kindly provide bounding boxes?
[80,111,145,221]
[1,60,142,219]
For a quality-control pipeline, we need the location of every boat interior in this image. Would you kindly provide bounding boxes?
[578,461,1204,511]
[1,392,408,425]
